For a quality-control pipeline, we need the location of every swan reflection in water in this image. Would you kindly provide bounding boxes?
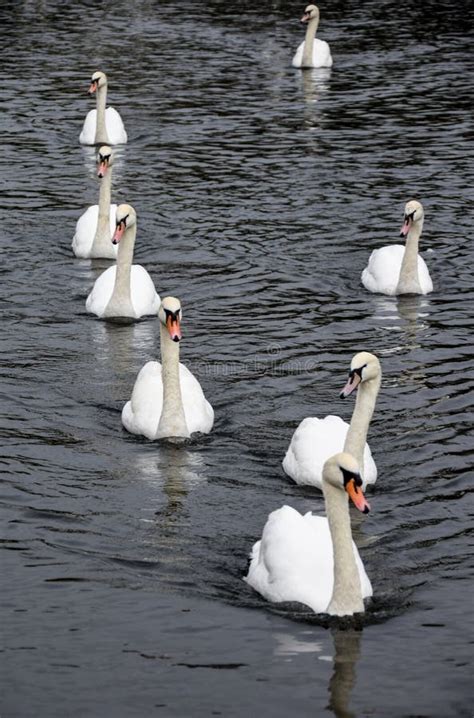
[300,67,332,105]
[327,629,362,718]
[134,447,206,521]
[272,627,362,718]
[90,319,157,381]
[372,294,431,352]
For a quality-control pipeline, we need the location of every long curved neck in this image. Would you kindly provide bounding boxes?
[91,168,112,256]
[324,484,364,616]
[95,84,110,144]
[157,324,190,440]
[103,224,135,317]
[343,377,380,477]
[396,220,423,294]
[302,15,319,68]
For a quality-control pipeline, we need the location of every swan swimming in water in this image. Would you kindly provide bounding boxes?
[292,4,333,69]
[122,296,214,441]
[361,200,433,296]
[245,452,372,616]
[79,71,127,146]
[85,204,160,320]
[72,145,118,260]
[283,352,381,490]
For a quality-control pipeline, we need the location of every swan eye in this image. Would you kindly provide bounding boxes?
[116,214,129,228]
[349,363,367,381]
[164,309,180,322]
[341,468,362,487]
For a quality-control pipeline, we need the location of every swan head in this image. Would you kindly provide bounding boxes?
[400,199,424,238]
[301,4,319,23]
[89,71,107,95]
[340,351,381,398]
[97,146,112,178]
[323,452,370,513]
[112,204,136,245]
[159,297,182,343]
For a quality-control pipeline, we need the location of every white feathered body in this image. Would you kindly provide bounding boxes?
[79,108,128,146]
[72,204,118,259]
[122,361,214,439]
[292,39,333,68]
[283,415,377,491]
[244,505,372,614]
[362,244,433,296]
[85,265,160,319]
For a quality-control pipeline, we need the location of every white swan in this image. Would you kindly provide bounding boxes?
[122,296,214,440]
[245,452,372,616]
[283,352,381,490]
[86,204,160,320]
[79,71,127,146]
[72,145,118,260]
[362,200,433,296]
[292,5,333,69]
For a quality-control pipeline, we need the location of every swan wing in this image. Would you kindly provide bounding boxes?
[72,205,118,259]
[79,110,97,145]
[417,255,434,294]
[361,245,405,295]
[129,265,161,318]
[283,416,350,489]
[122,361,163,439]
[245,507,334,613]
[312,39,333,68]
[179,364,214,434]
[105,107,128,145]
[292,40,305,67]
[85,265,116,316]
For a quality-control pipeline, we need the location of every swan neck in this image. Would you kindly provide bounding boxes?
[91,168,112,255]
[95,84,109,144]
[324,483,364,616]
[396,221,423,294]
[103,223,135,317]
[302,16,319,67]
[157,323,190,439]
[343,376,380,477]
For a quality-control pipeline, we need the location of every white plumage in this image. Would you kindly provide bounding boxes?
[86,264,160,319]
[361,244,433,296]
[245,504,372,614]
[292,38,333,68]
[79,107,127,146]
[122,361,214,440]
[283,415,376,491]
[72,204,118,260]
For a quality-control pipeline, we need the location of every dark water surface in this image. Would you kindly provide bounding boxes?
[1,1,473,716]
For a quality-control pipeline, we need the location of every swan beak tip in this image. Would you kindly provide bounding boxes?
[166,315,182,342]
[340,373,361,399]
[346,479,370,513]
[400,218,411,237]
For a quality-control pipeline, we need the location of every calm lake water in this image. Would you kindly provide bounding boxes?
[1,0,473,716]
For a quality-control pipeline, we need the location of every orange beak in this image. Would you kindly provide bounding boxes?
[88,82,97,95]
[346,479,370,514]
[340,372,361,398]
[166,315,182,342]
[97,160,108,178]
[112,222,125,245]
[301,12,311,22]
